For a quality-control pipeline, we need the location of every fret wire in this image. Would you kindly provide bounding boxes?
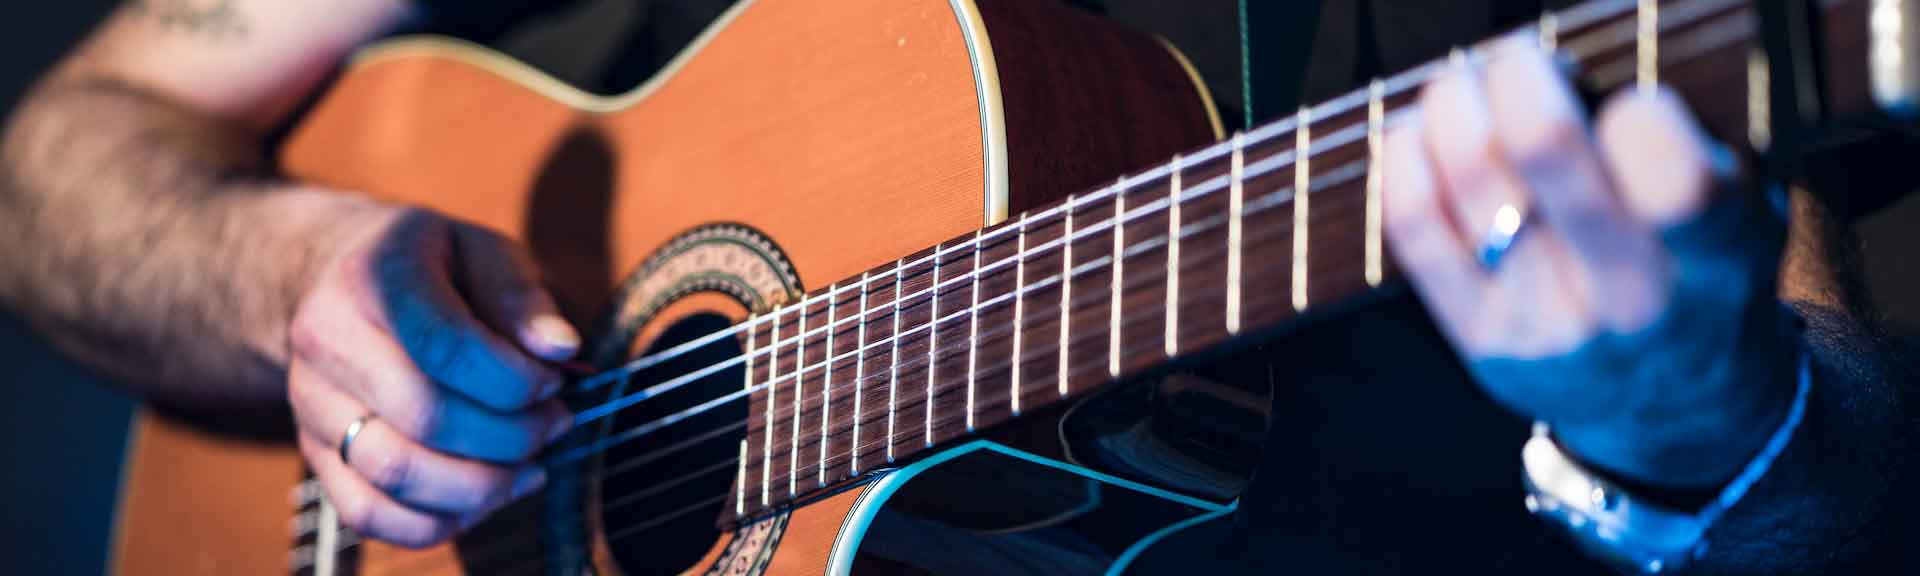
[925,247,940,448]
[1058,194,1075,397]
[1292,106,1311,312]
[1579,0,1750,87]
[571,115,1367,430]
[1226,133,1245,335]
[719,128,1363,430]
[588,0,1700,463]
[1541,10,1560,51]
[687,229,1391,502]
[1365,80,1386,287]
[1639,0,1658,93]
[760,310,775,507]
[751,218,1412,492]
[1109,177,1126,378]
[1165,154,1182,357]
[966,229,983,432]
[790,302,804,497]
[577,53,1418,395]
[842,277,864,480]
[568,23,1766,552]
[887,258,904,462]
[716,0,1719,378]
[598,61,1417,388]
[747,114,1669,503]
[747,155,1376,428]
[571,5,1755,520]
[573,0,1666,394]
[819,284,836,486]
[1011,212,1029,415]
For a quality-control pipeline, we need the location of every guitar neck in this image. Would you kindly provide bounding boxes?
[723,0,1884,524]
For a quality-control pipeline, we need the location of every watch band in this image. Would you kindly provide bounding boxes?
[1521,349,1813,573]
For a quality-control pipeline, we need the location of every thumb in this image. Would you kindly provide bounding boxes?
[451,223,580,362]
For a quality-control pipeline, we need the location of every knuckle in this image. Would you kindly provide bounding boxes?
[389,390,444,443]
[286,370,316,411]
[360,443,415,495]
[411,318,470,379]
[1504,114,1587,174]
[287,304,330,360]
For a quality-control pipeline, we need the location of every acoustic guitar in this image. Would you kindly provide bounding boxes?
[108,0,1908,573]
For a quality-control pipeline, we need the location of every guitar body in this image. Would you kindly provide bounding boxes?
[110,0,1224,573]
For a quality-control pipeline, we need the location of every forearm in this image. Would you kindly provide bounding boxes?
[0,75,368,407]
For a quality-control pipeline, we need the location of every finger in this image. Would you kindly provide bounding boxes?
[291,363,547,514]
[1594,86,1717,229]
[298,432,455,549]
[452,223,580,362]
[367,211,562,410]
[1597,86,1783,342]
[1474,40,1674,330]
[1482,40,1668,330]
[1383,111,1489,347]
[1420,53,1537,268]
[292,299,571,462]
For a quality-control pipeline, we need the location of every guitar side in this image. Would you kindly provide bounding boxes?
[109,0,1219,574]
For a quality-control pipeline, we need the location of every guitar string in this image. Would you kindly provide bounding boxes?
[739,0,1763,517]
[324,9,1731,566]
[335,1,1751,571]
[557,0,1741,461]
[554,0,1716,441]
[307,186,1328,571]
[336,118,1375,576]
[322,0,1735,560]
[550,113,1365,464]
[560,0,1635,399]
[553,0,1680,465]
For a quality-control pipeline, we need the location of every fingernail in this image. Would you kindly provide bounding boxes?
[528,314,580,359]
[511,467,548,500]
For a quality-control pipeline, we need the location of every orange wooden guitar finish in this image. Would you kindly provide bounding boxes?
[110,0,1217,573]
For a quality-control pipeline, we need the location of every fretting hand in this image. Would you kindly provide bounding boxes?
[1383,39,1795,489]
[286,202,578,548]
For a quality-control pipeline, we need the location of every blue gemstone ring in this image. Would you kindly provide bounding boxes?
[1478,204,1529,270]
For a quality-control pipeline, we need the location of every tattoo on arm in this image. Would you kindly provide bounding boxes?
[127,0,248,41]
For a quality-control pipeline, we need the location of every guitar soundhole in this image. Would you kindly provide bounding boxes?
[595,313,746,575]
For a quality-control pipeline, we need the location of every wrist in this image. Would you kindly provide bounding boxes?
[218,186,387,367]
[1522,346,1813,574]
[1552,305,1801,490]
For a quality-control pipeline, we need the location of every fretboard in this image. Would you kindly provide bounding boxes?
[724,0,1862,524]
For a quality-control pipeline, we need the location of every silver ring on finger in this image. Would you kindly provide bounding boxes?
[1478,203,1530,270]
[340,414,374,466]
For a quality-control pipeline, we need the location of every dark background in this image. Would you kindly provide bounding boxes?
[1,4,137,575]
[2,1,1915,574]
